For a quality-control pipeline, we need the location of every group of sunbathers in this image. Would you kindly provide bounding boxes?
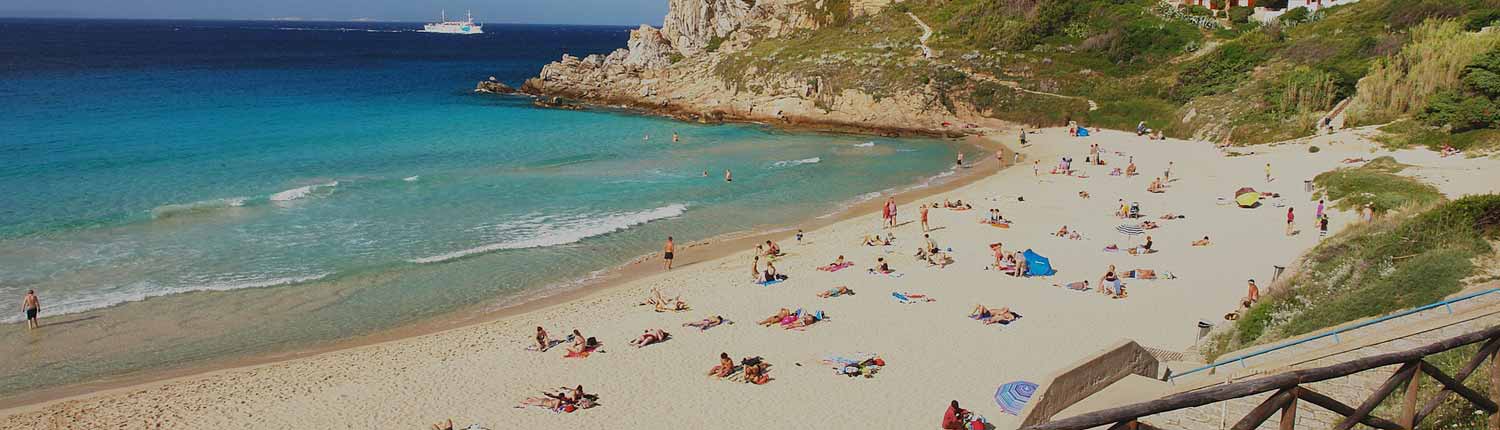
[862,234,894,246]
[756,307,826,329]
[639,287,688,312]
[532,327,601,355]
[708,353,772,384]
[1053,225,1083,240]
[915,234,953,268]
[518,385,596,412]
[934,199,973,210]
[979,209,1010,226]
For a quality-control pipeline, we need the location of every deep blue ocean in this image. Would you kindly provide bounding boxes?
[0,18,969,394]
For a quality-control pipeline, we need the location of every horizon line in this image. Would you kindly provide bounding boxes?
[0,15,658,27]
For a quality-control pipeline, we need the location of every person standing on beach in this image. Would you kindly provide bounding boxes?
[1285,208,1295,236]
[663,237,675,270]
[1164,161,1173,182]
[22,290,39,330]
[881,198,893,229]
[1019,129,1027,145]
[1319,214,1330,238]
[1313,199,1325,228]
[920,204,930,232]
[1244,280,1260,307]
[1265,163,1272,183]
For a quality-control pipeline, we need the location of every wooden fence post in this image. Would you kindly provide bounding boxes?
[1402,361,1420,429]
[1490,344,1500,430]
[1280,387,1299,430]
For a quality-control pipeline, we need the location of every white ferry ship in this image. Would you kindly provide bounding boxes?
[422,10,483,35]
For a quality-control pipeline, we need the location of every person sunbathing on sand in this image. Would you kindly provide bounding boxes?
[432,419,455,430]
[869,257,893,274]
[764,240,782,257]
[1126,161,1137,176]
[1141,220,1160,229]
[1192,236,1211,246]
[1148,177,1165,193]
[818,286,854,298]
[641,287,687,312]
[762,261,787,283]
[708,352,735,378]
[535,326,551,352]
[742,358,770,384]
[1099,265,1124,298]
[783,312,823,329]
[684,315,729,330]
[1054,225,1070,237]
[969,305,1019,325]
[758,308,792,326]
[926,251,953,268]
[564,330,600,355]
[628,328,668,348]
[1054,280,1090,291]
[1078,190,1091,199]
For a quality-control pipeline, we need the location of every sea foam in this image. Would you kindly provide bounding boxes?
[150,197,249,219]
[770,157,821,168]
[410,203,689,264]
[0,273,331,323]
[270,181,339,202]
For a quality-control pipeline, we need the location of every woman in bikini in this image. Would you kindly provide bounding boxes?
[684,315,727,330]
[750,255,761,281]
[534,326,550,351]
[757,308,792,326]
[629,328,668,347]
[969,305,1019,324]
[708,352,735,377]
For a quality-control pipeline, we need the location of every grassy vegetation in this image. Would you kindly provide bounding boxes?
[1206,194,1500,360]
[706,0,1498,141]
[1312,156,1444,213]
[1375,119,1500,153]
[1347,19,1500,126]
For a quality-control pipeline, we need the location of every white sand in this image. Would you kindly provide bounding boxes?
[4,127,1496,430]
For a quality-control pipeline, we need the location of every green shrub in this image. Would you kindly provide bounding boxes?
[1209,194,1500,360]
[1313,156,1443,212]
[1279,7,1310,24]
[1229,6,1254,24]
[1308,145,1321,153]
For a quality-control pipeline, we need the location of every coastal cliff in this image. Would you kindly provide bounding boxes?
[518,0,962,136]
[518,0,1500,149]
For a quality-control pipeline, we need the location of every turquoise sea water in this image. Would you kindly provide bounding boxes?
[0,19,971,394]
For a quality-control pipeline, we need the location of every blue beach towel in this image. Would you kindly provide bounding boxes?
[757,278,785,286]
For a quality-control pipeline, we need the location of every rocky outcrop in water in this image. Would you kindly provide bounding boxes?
[475,78,517,94]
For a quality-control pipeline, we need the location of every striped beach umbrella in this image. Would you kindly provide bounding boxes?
[995,380,1039,415]
[1116,223,1145,236]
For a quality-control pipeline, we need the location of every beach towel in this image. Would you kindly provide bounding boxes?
[525,338,566,352]
[987,222,1011,229]
[564,345,599,358]
[892,292,934,303]
[1022,249,1055,276]
[868,271,904,278]
[818,262,855,272]
[757,278,786,286]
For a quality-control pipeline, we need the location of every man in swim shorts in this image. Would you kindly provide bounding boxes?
[22,289,40,330]
[663,237,675,270]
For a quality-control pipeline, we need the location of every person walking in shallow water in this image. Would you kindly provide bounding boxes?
[22,289,40,330]
[663,237,676,270]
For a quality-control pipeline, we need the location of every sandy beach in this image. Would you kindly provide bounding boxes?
[5,126,1498,430]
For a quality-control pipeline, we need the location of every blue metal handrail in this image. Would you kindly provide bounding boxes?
[1170,287,1500,382]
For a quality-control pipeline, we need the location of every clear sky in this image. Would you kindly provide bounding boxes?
[0,0,667,25]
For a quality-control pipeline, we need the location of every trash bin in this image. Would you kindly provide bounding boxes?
[1196,320,1214,342]
[1304,179,1314,193]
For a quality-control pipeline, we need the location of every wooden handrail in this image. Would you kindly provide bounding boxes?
[1026,324,1500,430]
